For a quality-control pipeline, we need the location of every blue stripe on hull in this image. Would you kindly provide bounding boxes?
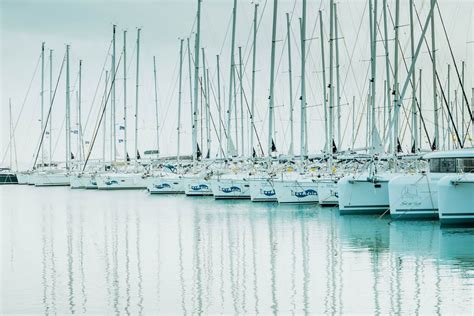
[214,196,250,200]
[339,205,388,215]
[149,191,185,194]
[390,209,438,220]
[251,198,278,202]
[440,216,474,226]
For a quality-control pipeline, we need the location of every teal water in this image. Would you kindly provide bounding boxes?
[1,186,473,314]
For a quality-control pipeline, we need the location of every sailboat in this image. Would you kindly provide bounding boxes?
[249,159,279,202]
[338,0,435,214]
[96,27,148,190]
[33,44,72,187]
[273,0,322,204]
[313,3,342,207]
[1,98,18,185]
[437,150,474,225]
[207,1,253,200]
[69,60,86,189]
[147,42,186,195]
[273,173,319,204]
[209,159,252,199]
[389,149,474,222]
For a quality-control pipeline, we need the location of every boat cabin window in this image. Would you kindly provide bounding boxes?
[459,158,474,173]
[429,157,474,173]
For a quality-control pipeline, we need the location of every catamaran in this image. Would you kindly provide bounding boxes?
[438,154,474,225]
[389,149,474,222]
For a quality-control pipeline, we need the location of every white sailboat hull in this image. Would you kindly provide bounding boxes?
[438,174,474,225]
[338,174,392,214]
[70,174,87,189]
[83,174,98,189]
[317,179,339,205]
[26,173,36,185]
[16,173,29,185]
[249,178,277,202]
[34,172,70,186]
[210,178,250,199]
[147,176,185,194]
[184,177,213,196]
[96,173,147,190]
[273,179,318,204]
[388,174,439,220]
[69,174,97,189]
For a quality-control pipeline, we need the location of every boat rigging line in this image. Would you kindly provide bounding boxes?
[413,2,464,149]
[435,2,473,146]
[0,53,42,166]
[82,53,123,172]
[32,51,66,170]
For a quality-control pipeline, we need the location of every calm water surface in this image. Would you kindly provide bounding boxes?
[2,186,473,314]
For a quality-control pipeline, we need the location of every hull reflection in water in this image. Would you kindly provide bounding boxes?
[2,186,473,314]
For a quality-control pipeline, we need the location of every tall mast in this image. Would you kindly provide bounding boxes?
[410,0,417,152]
[447,64,451,149]
[383,80,387,140]
[352,96,356,148]
[49,49,53,166]
[369,0,377,151]
[366,93,370,148]
[335,3,342,150]
[206,68,211,158]
[383,0,392,151]
[431,0,439,150]
[329,0,335,159]
[216,55,222,158]
[441,94,445,149]
[111,24,116,162]
[286,12,294,156]
[76,91,79,162]
[123,30,128,161]
[103,71,109,163]
[238,46,244,156]
[65,44,71,170]
[192,0,202,161]
[394,0,436,153]
[41,42,45,165]
[419,69,423,148]
[177,39,184,163]
[226,0,237,157]
[9,98,12,169]
[319,10,328,152]
[300,0,307,159]
[201,48,210,158]
[369,0,373,150]
[153,56,160,158]
[392,0,400,155]
[135,28,141,161]
[187,38,193,143]
[268,0,278,157]
[250,4,258,158]
[216,54,222,158]
[233,69,238,154]
[78,60,83,162]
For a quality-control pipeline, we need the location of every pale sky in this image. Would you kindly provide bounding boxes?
[1,0,473,168]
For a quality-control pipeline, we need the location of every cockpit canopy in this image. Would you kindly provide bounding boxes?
[429,157,474,173]
[424,149,474,173]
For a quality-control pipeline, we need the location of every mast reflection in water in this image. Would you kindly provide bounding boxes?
[2,186,473,314]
